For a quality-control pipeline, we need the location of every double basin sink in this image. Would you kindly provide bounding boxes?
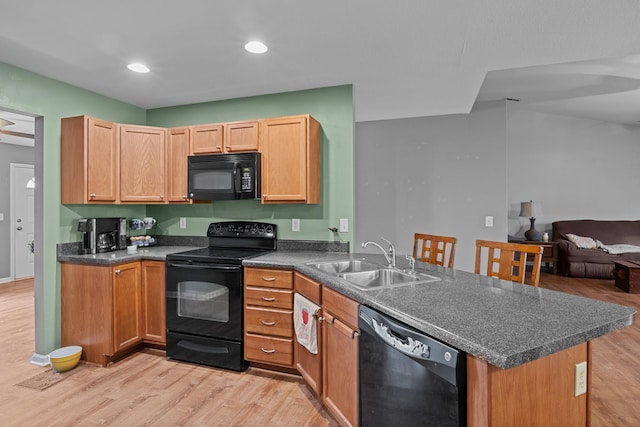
[308,259,441,291]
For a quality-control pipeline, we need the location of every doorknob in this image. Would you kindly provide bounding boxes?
[17,226,23,231]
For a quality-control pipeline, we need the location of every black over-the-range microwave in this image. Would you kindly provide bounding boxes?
[187,152,261,201]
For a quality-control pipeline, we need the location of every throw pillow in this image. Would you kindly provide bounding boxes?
[566,233,598,249]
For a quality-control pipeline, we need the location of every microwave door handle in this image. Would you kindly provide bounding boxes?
[233,163,240,195]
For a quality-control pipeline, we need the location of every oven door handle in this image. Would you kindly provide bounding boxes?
[166,263,241,271]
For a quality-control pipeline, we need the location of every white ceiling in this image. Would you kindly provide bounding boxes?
[2,1,640,124]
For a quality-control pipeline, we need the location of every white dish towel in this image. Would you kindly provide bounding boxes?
[293,293,320,354]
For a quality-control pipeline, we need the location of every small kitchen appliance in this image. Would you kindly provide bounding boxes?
[165,221,277,371]
[77,217,127,254]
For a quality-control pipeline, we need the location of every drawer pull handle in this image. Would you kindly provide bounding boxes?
[260,348,276,354]
[261,277,276,282]
[262,297,276,301]
[261,321,276,326]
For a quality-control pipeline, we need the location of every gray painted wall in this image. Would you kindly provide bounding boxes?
[507,104,640,237]
[355,101,508,272]
[355,100,640,273]
[0,142,35,279]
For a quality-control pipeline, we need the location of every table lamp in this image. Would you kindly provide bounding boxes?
[519,200,543,241]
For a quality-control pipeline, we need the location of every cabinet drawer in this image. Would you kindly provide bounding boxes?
[294,272,322,304]
[245,333,293,366]
[245,286,293,309]
[322,286,359,330]
[245,306,293,338]
[245,267,293,290]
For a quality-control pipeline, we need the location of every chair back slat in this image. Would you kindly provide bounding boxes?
[474,239,544,286]
[413,233,457,268]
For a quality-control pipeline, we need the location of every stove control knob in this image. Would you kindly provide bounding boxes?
[250,225,258,234]
[265,225,274,234]
[212,224,222,234]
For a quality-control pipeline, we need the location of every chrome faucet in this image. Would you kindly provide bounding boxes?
[362,237,396,268]
[405,255,416,274]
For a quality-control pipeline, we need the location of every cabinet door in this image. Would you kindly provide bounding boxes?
[113,262,143,352]
[141,260,166,345]
[294,272,323,395]
[322,311,359,427]
[119,125,167,203]
[166,127,191,203]
[261,115,320,204]
[224,120,259,153]
[87,117,118,202]
[191,123,224,154]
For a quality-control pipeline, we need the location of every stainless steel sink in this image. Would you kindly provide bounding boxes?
[311,260,379,274]
[339,269,441,291]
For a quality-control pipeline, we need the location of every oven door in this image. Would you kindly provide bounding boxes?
[166,261,243,341]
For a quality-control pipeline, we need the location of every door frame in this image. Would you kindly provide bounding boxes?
[10,162,35,281]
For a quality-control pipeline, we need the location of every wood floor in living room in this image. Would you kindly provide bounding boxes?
[1,274,638,426]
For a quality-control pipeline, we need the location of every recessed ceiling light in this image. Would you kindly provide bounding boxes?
[244,41,268,54]
[127,63,150,73]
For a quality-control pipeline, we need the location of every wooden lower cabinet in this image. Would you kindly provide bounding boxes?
[321,286,359,427]
[141,260,166,345]
[294,272,323,395]
[244,267,294,368]
[62,260,167,365]
[62,262,143,365]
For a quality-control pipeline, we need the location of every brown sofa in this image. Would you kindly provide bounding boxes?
[553,219,640,278]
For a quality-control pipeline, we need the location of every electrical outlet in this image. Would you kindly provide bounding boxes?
[179,217,187,229]
[575,361,587,396]
[292,218,300,232]
[0,212,3,221]
[340,218,349,233]
[485,215,494,227]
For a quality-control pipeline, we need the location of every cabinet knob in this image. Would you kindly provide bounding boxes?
[89,193,96,199]
[115,269,121,275]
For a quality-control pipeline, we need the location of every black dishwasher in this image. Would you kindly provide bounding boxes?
[359,305,466,427]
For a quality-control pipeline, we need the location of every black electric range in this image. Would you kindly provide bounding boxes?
[165,221,277,371]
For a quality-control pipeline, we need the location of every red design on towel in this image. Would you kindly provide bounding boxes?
[302,309,309,325]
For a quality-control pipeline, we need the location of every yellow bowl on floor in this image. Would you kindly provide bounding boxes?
[49,346,82,373]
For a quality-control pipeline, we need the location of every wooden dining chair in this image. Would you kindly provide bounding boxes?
[413,233,457,268]
[474,240,544,286]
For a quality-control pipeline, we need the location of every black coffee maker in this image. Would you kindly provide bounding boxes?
[78,217,127,254]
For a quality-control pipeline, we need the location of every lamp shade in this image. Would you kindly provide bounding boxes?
[519,200,543,218]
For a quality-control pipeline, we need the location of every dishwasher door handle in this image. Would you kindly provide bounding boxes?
[371,318,430,360]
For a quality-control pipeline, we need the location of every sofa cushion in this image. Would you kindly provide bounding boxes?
[565,233,598,249]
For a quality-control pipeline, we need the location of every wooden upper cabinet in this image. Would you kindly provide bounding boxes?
[166,127,191,203]
[224,120,260,153]
[191,123,224,154]
[61,115,118,204]
[261,114,320,204]
[119,124,167,203]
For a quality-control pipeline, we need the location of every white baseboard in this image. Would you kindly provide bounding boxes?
[30,353,50,366]
[0,276,12,284]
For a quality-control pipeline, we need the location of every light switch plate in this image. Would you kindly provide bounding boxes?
[292,218,300,232]
[0,212,3,221]
[485,215,494,227]
[340,218,349,233]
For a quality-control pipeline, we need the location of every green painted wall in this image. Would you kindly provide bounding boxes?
[146,85,354,242]
[0,61,353,353]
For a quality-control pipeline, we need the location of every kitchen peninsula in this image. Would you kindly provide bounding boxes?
[58,246,635,426]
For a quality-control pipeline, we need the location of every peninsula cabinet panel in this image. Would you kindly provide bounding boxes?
[61,115,118,204]
[322,286,359,427]
[119,125,167,203]
[191,123,224,154]
[141,260,166,345]
[166,127,191,203]
[113,262,143,352]
[224,120,260,153]
[261,115,320,204]
[467,342,590,427]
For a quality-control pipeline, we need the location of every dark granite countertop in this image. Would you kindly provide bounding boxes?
[57,246,203,265]
[245,251,636,369]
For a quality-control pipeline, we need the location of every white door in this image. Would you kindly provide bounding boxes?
[11,163,35,279]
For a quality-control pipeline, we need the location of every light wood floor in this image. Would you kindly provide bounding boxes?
[1,274,638,426]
